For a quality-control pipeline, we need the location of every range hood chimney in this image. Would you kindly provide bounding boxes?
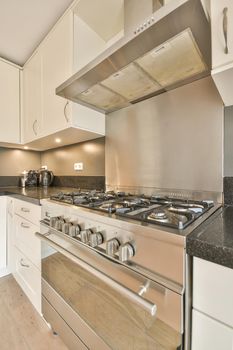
[56,0,211,114]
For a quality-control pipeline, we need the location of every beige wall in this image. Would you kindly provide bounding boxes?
[0,137,105,177]
[41,137,105,176]
[0,148,41,176]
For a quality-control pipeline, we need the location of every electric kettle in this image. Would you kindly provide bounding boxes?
[39,169,54,187]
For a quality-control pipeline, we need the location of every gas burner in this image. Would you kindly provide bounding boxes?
[145,206,193,229]
[50,191,215,230]
[148,210,167,221]
[98,202,131,214]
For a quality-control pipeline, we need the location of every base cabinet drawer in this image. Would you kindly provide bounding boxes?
[14,199,41,225]
[193,257,233,327]
[192,310,233,350]
[14,215,41,269]
[13,247,41,313]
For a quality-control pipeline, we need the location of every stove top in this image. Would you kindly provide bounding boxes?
[50,190,214,230]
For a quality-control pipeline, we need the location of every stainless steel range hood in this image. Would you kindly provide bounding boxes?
[56,0,211,114]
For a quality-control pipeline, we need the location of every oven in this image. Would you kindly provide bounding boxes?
[36,227,184,350]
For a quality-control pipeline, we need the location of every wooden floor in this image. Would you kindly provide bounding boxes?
[0,274,68,350]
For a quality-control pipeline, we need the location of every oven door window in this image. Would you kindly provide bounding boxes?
[42,245,182,350]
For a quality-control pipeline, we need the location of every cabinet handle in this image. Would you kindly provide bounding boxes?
[20,259,30,268]
[64,101,69,122]
[21,207,30,213]
[223,7,228,54]
[21,222,30,228]
[32,119,38,135]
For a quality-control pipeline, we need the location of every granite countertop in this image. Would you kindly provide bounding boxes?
[0,186,79,205]
[187,205,233,269]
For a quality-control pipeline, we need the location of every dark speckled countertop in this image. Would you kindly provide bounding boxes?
[0,186,80,205]
[187,206,233,269]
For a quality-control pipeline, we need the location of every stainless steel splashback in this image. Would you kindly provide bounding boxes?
[105,77,223,198]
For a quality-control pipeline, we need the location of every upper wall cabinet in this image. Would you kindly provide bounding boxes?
[211,1,233,106]
[22,9,105,149]
[22,51,42,143]
[0,60,20,143]
[211,1,233,70]
[40,11,73,136]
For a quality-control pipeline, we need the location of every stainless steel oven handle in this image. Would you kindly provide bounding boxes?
[36,231,157,317]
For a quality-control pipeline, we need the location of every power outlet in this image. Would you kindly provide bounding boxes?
[74,162,83,171]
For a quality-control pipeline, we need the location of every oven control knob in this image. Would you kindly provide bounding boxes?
[89,232,104,247]
[80,229,93,244]
[54,218,65,231]
[119,242,135,262]
[62,222,72,234]
[50,216,58,228]
[69,224,81,238]
[106,238,120,257]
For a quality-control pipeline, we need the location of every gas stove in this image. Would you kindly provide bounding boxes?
[39,189,221,350]
[50,190,215,230]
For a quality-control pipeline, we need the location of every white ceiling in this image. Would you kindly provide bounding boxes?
[0,0,74,66]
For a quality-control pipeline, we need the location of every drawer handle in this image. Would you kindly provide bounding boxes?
[223,7,228,54]
[21,207,30,213]
[64,101,70,122]
[20,259,30,268]
[21,222,30,229]
[32,119,38,136]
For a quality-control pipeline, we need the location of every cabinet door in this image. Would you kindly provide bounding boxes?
[14,198,41,226]
[13,247,41,313]
[211,0,233,69]
[41,11,73,136]
[0,60,20,143]
[14,215,41,270]
[22,51,42,143]
[7,197,15,274]
[192,310,233,350]
[193,257,233,328]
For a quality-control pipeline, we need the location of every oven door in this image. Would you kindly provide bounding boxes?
[37,230,183,350]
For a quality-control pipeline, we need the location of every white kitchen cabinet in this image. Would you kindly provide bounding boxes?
[7,197,15,274]
[14,198,41,226]
[0,196,7,277]
[22,51,42,142]
[12,198,41,313]
[211,1,233,106]
[211,1,233,70]
[192,310,233,350]
[14,247,41,313]
[192,257,233,349]
[193,257,233,327]
[14,215,41,269]
[40,10,73,136]
[40,9,105,139]
[22,9,105,148]
[0,59,20,143]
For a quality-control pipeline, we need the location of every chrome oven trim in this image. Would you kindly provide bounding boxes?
[37,231,157,316]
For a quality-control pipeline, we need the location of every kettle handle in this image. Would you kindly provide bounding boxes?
[49,171,54,186]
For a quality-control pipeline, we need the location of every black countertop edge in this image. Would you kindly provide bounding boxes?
[186,205,233,269]
[0,186,92,206]
[8,193,42,206]
[187,239,233,269]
